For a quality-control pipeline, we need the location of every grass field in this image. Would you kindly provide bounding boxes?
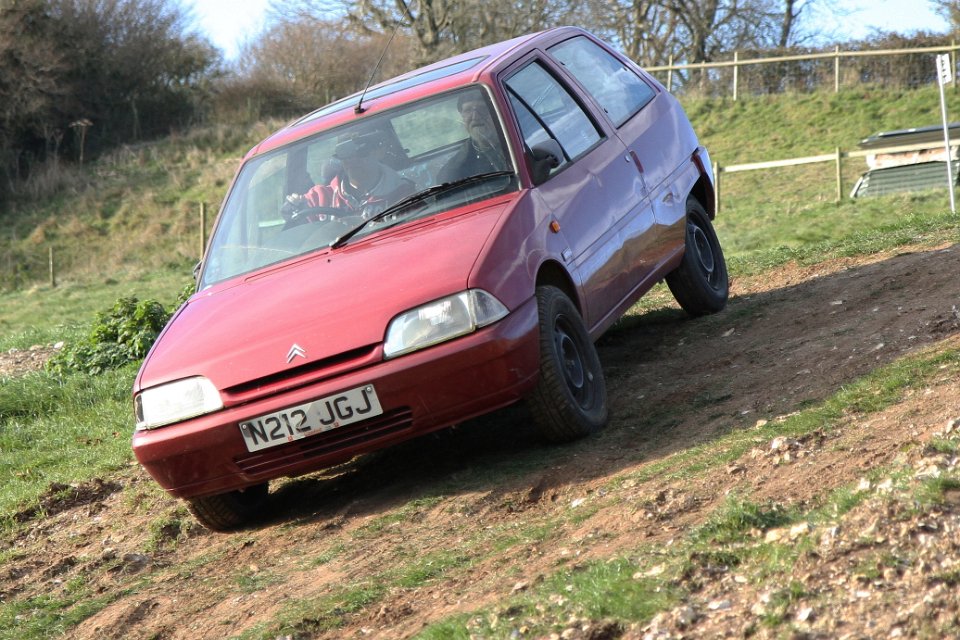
[0,88,960,514]
[2,82,960,639]
[1,84,958,525]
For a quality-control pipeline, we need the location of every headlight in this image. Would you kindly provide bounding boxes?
[135,376,223,430]
[383,289,509,358]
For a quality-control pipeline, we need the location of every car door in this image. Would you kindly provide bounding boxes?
[545,34,677,284]
[502,58,649,332]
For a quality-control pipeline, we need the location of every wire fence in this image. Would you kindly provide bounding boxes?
[0,203,212,292]
[647,41,959,98]
[5,40,960,290]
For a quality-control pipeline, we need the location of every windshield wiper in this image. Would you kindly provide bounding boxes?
[330,171,514,249]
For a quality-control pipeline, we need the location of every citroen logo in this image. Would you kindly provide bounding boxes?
[286,343,307,363]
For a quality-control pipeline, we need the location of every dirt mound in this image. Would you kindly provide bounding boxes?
[4,243,960,639]
[0,344,58,377]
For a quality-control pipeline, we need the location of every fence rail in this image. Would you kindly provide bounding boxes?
[646,42,960,98]
[713,139,960,212]
[6,40,960,289]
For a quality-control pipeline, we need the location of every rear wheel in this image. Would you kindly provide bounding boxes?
[665,198,729,316]
[528,286,608,442]
[186,483,269,532]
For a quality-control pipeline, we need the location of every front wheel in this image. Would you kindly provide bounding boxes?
[528,286,608,443]
[665,198,729,316]
[186,483,269,532]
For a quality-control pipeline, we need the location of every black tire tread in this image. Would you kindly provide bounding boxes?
[665,199,728,316]
[186,484,268,532]
[528,286,608,443]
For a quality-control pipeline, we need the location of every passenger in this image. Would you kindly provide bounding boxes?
[282,129,415,224]
[436,93,509,184]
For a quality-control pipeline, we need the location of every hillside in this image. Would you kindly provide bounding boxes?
[5,240,960,639]
[2,84,960,639]
[1,85,958,305]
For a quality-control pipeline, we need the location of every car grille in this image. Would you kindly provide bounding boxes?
[222,345,380,403]
[234,407,414,476]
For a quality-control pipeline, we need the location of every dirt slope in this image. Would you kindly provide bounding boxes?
[5,242,960,639]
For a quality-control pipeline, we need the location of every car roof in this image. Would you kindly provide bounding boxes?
[248,26,591,157]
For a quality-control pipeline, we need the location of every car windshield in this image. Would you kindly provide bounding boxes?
[200,87,517,288]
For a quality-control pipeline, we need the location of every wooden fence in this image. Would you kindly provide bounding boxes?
[713,139,960,213]
[647,43,960,99]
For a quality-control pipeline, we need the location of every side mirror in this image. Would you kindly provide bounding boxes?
[530,140,563,185]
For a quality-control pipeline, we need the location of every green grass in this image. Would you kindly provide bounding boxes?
[689,85,960,260]
[0,267,191,349]
[2,84,960,638]
[0,365,137,528]
[187,325,951,640]
[415,342,960,638]
[0,120,281,292]
[236,548,474,639]
[686,86,960,163]
[0,587,120,640]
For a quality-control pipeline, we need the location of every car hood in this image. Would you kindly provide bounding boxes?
[136,199,514,393]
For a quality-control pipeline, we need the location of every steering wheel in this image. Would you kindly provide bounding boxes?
[283,206,356,230]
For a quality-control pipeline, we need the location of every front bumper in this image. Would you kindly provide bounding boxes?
[132,297,540,499]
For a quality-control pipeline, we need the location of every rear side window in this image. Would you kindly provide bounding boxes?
[504,62,602,166]
[548,36,655,127]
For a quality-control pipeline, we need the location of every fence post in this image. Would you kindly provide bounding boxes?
[953,40,958,94]
[48,246,56,288]
[835,147,843,203]
[667,54,673,92]
[199,202,207,260]
[713,161,721,215]
[733,51,739,101]
[834,46,840,92]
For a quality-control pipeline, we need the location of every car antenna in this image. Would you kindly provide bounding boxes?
[355,17,407,115]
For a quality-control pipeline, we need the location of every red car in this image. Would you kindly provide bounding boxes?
[132,27,727,530]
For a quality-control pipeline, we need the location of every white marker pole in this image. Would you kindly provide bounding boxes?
[936,53,956,214]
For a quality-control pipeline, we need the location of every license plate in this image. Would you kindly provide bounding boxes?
[238,385,383,452]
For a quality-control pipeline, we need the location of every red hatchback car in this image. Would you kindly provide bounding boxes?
[132,27,727,530]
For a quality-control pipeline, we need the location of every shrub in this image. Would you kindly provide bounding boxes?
[46,295,173,375]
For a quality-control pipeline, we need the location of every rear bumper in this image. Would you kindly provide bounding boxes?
[132,297,540,499]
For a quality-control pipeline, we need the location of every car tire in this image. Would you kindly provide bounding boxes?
[665,198,729,316]
[186,483,269,532]
[528,286,608,443]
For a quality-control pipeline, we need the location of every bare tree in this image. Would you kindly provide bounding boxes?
[780,0,852,46]
[933,0,960,34]
[780,0,798,47]
[0,0,217,194]
[49,0,218,140]
[344,0,453,59]
[592,0,797,67]
[445,0,585,52]
[238,16,415,108]
[619,1,678,64]
[278,0,586,63]
[0,0,69,185]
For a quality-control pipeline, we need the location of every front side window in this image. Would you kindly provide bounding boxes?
[504,62,602,168]
[201,87,515,287]
[548,36,656,127]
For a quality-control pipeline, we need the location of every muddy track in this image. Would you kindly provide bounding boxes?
[5,243,960,639]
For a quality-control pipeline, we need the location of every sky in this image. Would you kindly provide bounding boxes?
[187,0,948,62]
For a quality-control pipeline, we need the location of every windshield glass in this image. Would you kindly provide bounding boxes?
[200,87,516,288]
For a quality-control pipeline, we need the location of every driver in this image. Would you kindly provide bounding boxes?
[282,128,415,225]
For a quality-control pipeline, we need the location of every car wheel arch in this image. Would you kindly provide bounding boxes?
[689,168,715,219]
[535,259,581,315]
